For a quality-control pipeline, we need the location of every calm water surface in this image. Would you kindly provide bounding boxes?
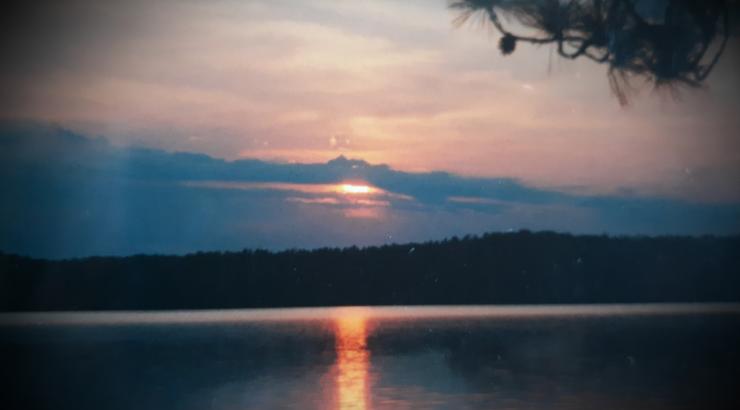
[1,304,739,410]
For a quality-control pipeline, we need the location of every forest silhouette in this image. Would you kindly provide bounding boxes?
[1,231,738,311]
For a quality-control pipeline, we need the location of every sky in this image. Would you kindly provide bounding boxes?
[1,0,740,258]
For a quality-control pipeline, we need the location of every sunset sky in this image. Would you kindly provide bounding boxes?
[2,0,739,257]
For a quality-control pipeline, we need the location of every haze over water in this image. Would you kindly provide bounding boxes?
[2,304,739,409]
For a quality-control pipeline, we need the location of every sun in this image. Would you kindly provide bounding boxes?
[339,184,372,194]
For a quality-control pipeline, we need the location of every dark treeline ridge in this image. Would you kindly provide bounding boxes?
[1,231,739,311]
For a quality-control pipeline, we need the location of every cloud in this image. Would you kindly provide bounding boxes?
[1,122,739,258]
[3,0,738,207]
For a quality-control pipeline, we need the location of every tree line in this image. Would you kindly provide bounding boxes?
[1,231,739,311]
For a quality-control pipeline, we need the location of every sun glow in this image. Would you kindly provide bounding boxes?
[339,184,372,194]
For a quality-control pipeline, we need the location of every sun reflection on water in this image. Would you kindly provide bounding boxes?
[334,310,370,410]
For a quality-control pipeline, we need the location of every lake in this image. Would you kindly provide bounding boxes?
[1,304,739,409]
